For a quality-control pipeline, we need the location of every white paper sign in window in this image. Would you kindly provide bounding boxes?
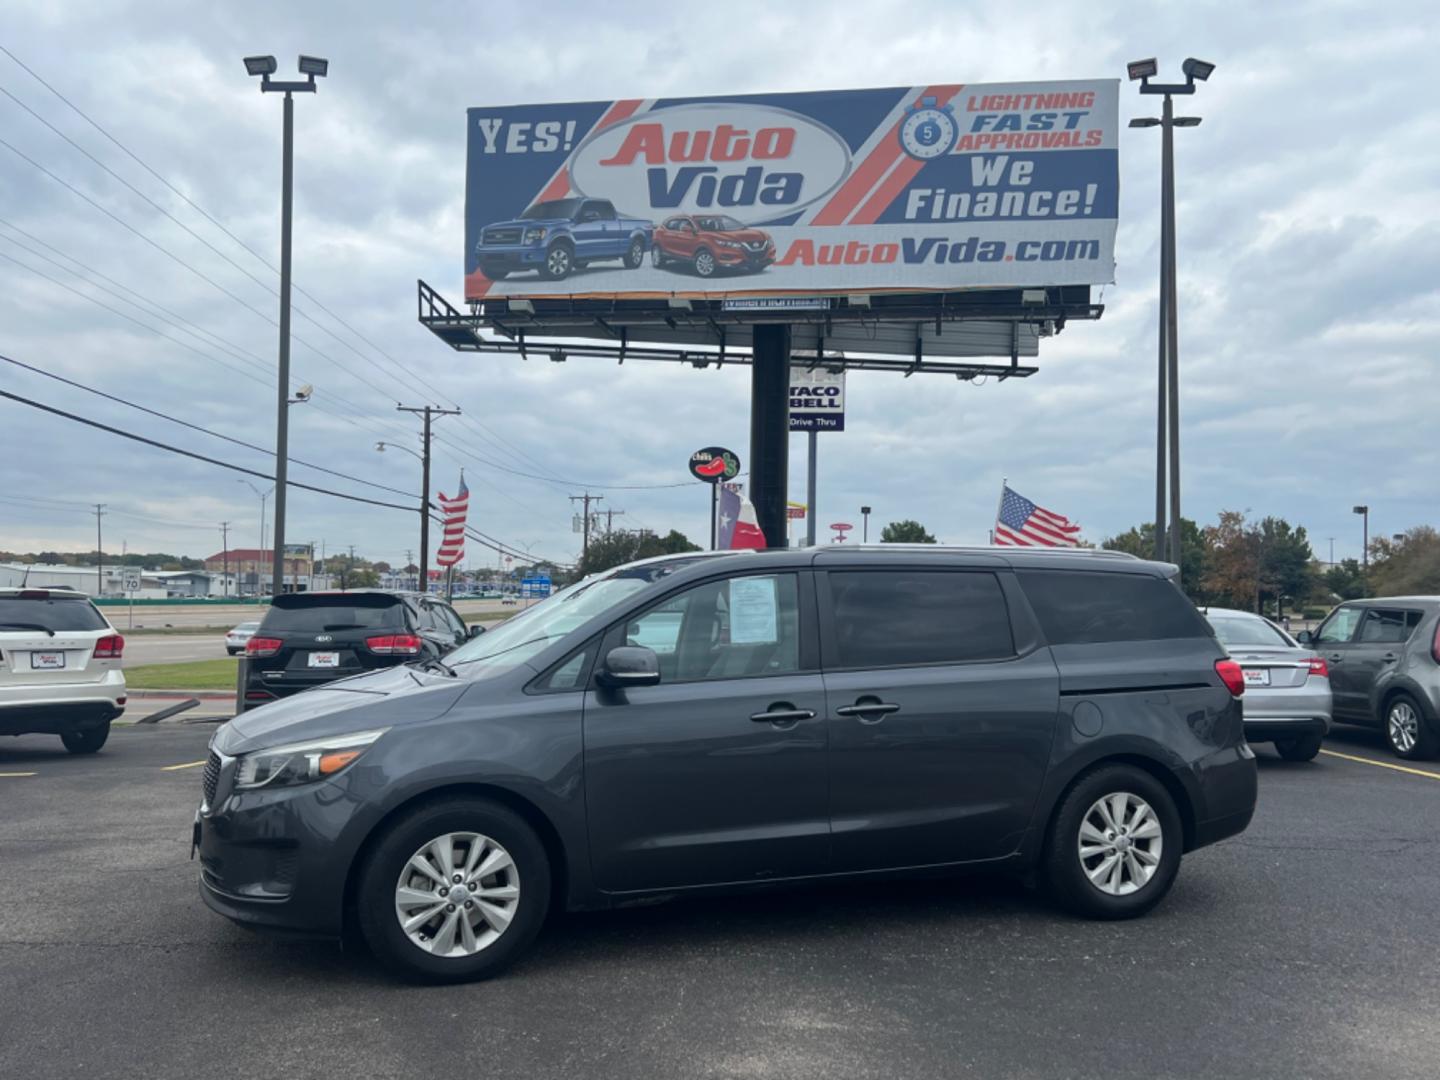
[729,576,779,644]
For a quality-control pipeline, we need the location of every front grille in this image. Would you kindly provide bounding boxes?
[744,240,768,251]
[483,227,523,245]
[202,752,220,807]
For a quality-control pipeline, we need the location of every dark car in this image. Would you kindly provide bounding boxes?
[197,547,1256,982]
[651,213,775,276]
[1297,596,1440,759]
[240,591,479,711]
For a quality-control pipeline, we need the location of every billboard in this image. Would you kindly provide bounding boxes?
[464,80,1118,302]
[789,365,845,432]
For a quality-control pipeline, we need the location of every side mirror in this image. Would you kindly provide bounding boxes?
[1295,630,1313,645]
[468,624,485,639]
[598,645,661,688]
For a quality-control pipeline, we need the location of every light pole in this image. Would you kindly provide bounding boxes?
[1353,505,1369,568]
[377,437,435,590]
[239,480,273,597]
[244,55,327,599]
[1128,56,1213,576]
[861,505,872,543]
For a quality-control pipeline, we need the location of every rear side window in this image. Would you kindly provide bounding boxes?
[828,571,1014,667]
[0,595,108,632]
[259,596,405,633]
[1357,609,1417,644]
[1018,571,1208,645]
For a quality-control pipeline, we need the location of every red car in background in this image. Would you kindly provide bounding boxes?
[651,214,776,277]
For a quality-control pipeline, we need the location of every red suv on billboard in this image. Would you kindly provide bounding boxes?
[650,214,776,277]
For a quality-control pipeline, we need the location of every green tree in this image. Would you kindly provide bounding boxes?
[577,529,702,578]
[880,520,936,543]
[1322,558,1367,601]
[1103,518,1210,599]
[1255,516,1315,617]
[1368,526,1440,595]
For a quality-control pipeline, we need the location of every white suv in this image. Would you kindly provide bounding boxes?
[0,587,127,753]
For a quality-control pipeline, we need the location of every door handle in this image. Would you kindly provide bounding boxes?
[750,706,816,724]
[1382,653,1400,663]
[835,702,901,718]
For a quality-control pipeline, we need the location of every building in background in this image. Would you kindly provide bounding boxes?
[204,548,313,596]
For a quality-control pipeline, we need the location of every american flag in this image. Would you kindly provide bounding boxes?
[994,484,1081,547]
[435,473,469,567]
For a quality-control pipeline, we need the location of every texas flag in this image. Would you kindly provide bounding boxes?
[718,484,768,550]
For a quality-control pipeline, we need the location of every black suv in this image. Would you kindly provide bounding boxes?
[199,548,1257,982]
[240,591,477,710]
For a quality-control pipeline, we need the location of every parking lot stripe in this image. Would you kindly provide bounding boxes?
[0,771,38,778]
[1320,748,1440,782]
[161,760,207,771]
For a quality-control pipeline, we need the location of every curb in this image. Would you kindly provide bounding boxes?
[126,689,235,701]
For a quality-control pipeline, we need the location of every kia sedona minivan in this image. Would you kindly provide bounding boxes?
[196,547,1257,982]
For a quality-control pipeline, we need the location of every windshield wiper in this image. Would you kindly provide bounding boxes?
[410,656,457,677]
[0,623,56,635]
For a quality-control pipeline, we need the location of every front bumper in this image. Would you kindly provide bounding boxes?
[714,246,774,271]
[474,243,547,272]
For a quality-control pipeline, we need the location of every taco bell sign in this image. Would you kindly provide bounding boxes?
[789,365,845,432]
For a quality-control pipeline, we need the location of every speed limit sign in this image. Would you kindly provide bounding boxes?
[121,568,142,593]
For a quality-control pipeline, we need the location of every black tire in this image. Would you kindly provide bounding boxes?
[478,264,509,281]
[693,246,716,277]
[61,722,110,755]
[1274,734,1324,762]
[1384,692,1437,760]
[356,797,551,983]
[625,236,645,269]
[1043,764,1182,920]
[540,242,573,281]
[226,648,240,656]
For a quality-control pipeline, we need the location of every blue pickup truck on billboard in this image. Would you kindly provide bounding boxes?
[465,81,1119,302]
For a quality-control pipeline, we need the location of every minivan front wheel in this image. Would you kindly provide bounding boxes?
[1385,693,1436,760]
[356,798,550,982]
[1044,765,1182,919]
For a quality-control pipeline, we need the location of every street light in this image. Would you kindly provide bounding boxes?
[1129,56,1213,580]
[245,54,327,600]
[861,505,872,543]
[1353,505,1370,567]
[238,479,274,597]
[376,440,422,462]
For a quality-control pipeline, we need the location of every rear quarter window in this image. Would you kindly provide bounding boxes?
[1017,570,1209,646]
[0,595,108,632]
[259,597,405,633]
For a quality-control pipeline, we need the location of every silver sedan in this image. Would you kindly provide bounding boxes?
[224,621,260,655]
[1204,607,1332,761]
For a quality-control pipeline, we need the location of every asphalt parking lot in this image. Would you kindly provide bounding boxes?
[2,725,1438,1080]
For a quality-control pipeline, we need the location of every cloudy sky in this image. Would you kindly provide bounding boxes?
[1,0,1433,570]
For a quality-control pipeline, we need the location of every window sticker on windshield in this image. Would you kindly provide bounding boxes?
[729,577,779,645]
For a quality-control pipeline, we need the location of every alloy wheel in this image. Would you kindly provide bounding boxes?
[393,831,520,958]
[547,246,571,278]
[651,245,664,267]
[1389,701,1420,754]
[694,250,715,276]
[628,238,644,267]
[1077,792,1163,896]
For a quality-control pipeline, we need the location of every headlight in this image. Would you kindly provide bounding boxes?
[523,227,548,244]
[717,238,742,248]
[233,728,388,791]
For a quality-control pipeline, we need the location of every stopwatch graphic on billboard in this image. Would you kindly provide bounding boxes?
[464,80,1118,301]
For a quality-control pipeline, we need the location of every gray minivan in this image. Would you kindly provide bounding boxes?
[196,547,1257,982]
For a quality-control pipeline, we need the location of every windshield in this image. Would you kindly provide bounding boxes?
[521,198,582,220]
[259,595,404,633]
[445,558,711,679]
[1207,614,1293,647]
[695,215,746,231]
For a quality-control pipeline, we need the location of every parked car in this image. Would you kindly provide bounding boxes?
[651,213,776,277]
[1204,607,1331,761]
[474,197,651,281]
[224,621,260,656]
[239,591,480,711]
[0,587,125,753]
[197,547,1256,982]
[1297,597,1440,759]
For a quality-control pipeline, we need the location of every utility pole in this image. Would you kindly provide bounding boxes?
[1326,537,1336,566]
[405,549,414,591]
[93,503,106,597]
[398,404,461,596]
[602,507,625,534]
[570,493,602,563]
[220,521,230,598]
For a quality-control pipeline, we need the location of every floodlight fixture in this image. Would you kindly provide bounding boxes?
[667,296,693,311]
[508,298,535,315]
[1129,117,1162,128]
[297,55,329,78]
[244,55,278,77]
[1352,505,1368,515]
[1127,58,1158,81]
[549,349,566,363]
[1182,58,1215,82]
[1174,117,1202,127]
[1020,289,1047,306]
[848,294,872,308]
[290,383,313,403]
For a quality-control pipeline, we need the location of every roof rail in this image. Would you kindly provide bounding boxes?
[839,544,1141,560]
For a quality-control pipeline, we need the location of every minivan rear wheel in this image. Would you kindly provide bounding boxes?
[356,797,550,983]
[1043,764,1182,920]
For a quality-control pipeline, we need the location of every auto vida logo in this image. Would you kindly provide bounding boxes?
[569,104,852,223]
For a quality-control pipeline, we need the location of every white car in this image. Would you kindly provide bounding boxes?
[0,587,126,753]
[225,620,260,655]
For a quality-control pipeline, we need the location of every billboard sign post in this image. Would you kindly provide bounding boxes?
[465,81,1118,302]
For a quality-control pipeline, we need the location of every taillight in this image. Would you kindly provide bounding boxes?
[1215,658,1246,697]
[246,637,283,658]
[1432,623,1440,665]
[366,633,422,655]
[1307,656,1329,678]
[93,633,124,659]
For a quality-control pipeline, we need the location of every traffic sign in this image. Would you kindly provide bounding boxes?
[121,568,142,593]
[520,576,552,599]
